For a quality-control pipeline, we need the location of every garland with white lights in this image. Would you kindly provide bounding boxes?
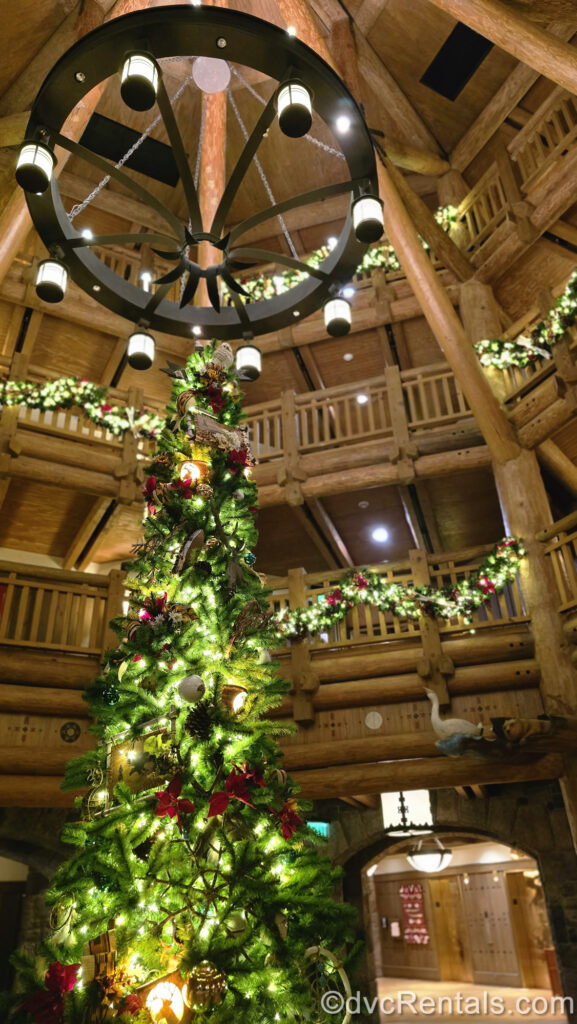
[228,206,459,305]
[272,538,524,640]
[475,269,577,370]
[0,376,164,439]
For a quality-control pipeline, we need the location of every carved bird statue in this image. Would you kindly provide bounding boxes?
[425,689,483,740]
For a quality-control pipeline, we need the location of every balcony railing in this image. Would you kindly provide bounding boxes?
[268,545,527,652]
[509,86,577,192]
[541,511,577,614]
[0,563,121,654]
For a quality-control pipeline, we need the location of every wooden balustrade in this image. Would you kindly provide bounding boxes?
[268,543,527,652]
[509,86,577,192]
[0,562,121,655]
[401,362,470,428]
[541,511,577,614]
[455,162,510,255]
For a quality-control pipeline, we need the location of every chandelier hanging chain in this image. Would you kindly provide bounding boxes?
[227,86,299,261]
[229,64,346,162]
[68,62,196,222]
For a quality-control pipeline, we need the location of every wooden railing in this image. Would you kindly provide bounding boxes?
[0,563,121,654]
[455,162,510,255]
[541,511,577,614]
[509,86,577,191]
[268,545,527,652]
[244,364,473,462]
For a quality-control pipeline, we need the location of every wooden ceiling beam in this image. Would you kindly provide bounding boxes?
[0,112,30,149]
[355,0,390,35]
[428,0,577,100]
[306,497,355,567]
[291,504,341,569]
[398,485,429,551]
[63,496,113,570]
[450,23,575,171]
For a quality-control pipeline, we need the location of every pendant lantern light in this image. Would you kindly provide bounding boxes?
[15,142,55,194]
[127,330,155,370]
[381,790,433,837]
[235,344,262,381]
[324,297,351,337]
[353,194,384,244]
[406,836,453,874]
[120,54,159,111]
[35,259,68,303]
[277,80,312,138]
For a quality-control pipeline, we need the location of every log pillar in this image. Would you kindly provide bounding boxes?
[198,89,227,305]
[437,169,469,207]
[287,568,318,725]
[275,0,335,66]
[409,549,452,707]
[376,160,520,463]
[277,390,306,506]
[459,278,510,403]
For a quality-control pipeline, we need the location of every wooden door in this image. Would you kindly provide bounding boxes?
[506,871,551,989]
[374,876,440,980]
[429,876,473,982]
[461,871,522,986]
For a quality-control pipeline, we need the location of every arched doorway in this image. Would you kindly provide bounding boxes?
[362,831,566,1021]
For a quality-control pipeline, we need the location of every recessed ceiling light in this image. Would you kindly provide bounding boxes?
[372,526,389,543]
[293,310,300,317]
[342,352,353,362]
[358,500,369,509]
[336,115,351,134]
[357,393,368,405]
[327,236,338,250]
[342,286,355,299]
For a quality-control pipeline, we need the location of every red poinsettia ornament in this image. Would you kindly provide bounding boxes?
[228,448,251,474]
[143,476,158,515]
[20,961,80,1024]
[271,799,303,839]
[154,775,195,830]
[208,764,264,817]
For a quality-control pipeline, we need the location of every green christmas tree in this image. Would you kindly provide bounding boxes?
[6,342,357,1024]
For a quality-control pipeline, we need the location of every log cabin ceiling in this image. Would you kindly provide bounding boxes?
[0,0,577,578]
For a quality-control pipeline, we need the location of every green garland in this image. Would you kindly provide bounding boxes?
[227,206,459,305]
[0,376,164,439]
[475,269,577,370]
[272,538,524,640]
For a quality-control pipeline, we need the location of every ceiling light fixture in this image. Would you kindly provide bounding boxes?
[17,7,379,341]
[406,836,453,873]
[127,330,155,371]
[324,297,351,337]
[381,791,433,837]
[352,194,384,244]
[235,344,262,381]
[35,259,68,303]
[372,526,389,542]
[356,393,368,405]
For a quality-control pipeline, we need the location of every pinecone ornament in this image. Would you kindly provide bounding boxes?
[184,699,215,740]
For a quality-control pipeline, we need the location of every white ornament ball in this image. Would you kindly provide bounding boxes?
[232,489,245,501]
[212,342,234,369]
[178,674,206,702]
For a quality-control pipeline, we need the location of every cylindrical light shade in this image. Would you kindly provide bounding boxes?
[35,259,68,303]
[353,194,384,244]
[324,298,351,337]
[120,54,158,111]
[277,81,312,138]
[127,331,155,370]
[15,142,55,194]
[381,790,433,836]
[235,345,262,381]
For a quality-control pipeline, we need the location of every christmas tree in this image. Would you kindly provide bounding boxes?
[5,342,357,1024]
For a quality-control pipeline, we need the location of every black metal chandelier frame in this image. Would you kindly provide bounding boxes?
[22,4,379,341]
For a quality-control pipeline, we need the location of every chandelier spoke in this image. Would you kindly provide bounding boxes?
[49,130,185,241]
[64,231,181,250]
[211,92,278,239]
[155,77,203,235]
[229,247,329,280]
[228,179,363,246]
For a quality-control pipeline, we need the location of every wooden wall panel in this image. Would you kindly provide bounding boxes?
[461,871,522,986]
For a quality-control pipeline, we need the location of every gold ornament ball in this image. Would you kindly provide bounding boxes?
[183,962,227,1010]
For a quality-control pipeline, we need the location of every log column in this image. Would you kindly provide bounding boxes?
[197,90,227,305]
[460,278,509,403]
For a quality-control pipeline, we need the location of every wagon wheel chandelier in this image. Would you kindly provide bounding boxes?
[15,4,383,373]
